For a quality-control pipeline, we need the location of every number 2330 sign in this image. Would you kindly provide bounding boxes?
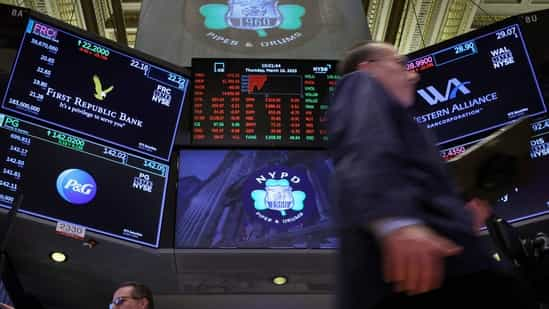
[56,221,86,240]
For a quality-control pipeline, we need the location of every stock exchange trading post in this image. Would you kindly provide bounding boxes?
[191,58,339,147]
[0,113,169,247]
[1,18,189,161]
[408,23,546,147]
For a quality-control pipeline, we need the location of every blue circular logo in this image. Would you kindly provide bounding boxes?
[242,166,314,229]
[56,169,97,205]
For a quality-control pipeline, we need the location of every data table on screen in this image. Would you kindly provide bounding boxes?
[191,59,339,148]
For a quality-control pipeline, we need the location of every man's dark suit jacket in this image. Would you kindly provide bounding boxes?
[328,72,498,309]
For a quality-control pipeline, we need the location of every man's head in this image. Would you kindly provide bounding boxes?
[338,41,420,107]
[110,282,154,309]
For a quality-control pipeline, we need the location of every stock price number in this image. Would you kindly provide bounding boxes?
[0,180,17,192]
[32,78,48,89]
[453,41,476,54]
[47,130,85,150]
[9,145,28,156]
[36,66,51,77]
[143,159,167,176]
[29,90,44,101]
[130,59,150,73]
[2,168,21,179]
[77,39,110,56]
[168,73,187,88]
[406,56,433,71]
[40,54,55,65]
[9,133,31,145]
[5,156,24,168]
[496,25,518,40]
[441,146,466,160]
[103,147,128,162]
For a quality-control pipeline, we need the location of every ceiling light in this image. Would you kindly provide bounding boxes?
[272,276,288,286]
[50,251,67,263]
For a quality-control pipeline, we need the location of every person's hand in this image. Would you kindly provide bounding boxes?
[465,197,492,232]
[0,303,15,309]
[381,225,463,295]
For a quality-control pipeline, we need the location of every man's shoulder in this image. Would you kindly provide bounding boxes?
[336,71,387,97]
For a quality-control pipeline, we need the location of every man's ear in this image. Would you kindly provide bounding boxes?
[140,298,149,309]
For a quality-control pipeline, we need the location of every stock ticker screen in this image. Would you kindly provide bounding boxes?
[407,23,546,146]
[407,16,549,225]
[1,17,190,161]
[0,14,189,247]
[0,113,170,247]
[191,58,339,148]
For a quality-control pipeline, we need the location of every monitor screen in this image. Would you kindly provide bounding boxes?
[407,12,549,225]
[176,149,336,248]
[407,22,545,146]
[191,58,339,148]
[2,16,190,161]
[0,113,170,247]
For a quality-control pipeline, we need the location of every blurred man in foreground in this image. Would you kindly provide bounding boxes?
[328,41,534,309]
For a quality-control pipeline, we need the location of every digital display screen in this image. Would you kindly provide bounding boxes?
[407,23,546,146]
[176,149,336,248]
[0,113,169,247]
[191,59,339,147]
[408,14,549,225]
[2,17,190,161]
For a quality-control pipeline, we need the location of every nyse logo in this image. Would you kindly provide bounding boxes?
[151,85,172,107]
[56,169,97,205]
[417,78,471,105]
[132,172,153,193]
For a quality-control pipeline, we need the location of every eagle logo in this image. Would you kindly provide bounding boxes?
[92,74,114,101]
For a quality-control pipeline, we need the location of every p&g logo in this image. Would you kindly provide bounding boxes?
[56,169,97,204]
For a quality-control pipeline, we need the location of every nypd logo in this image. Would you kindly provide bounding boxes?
[56,168,97,204]
[185,0,316,52]
[243,166,313,228]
